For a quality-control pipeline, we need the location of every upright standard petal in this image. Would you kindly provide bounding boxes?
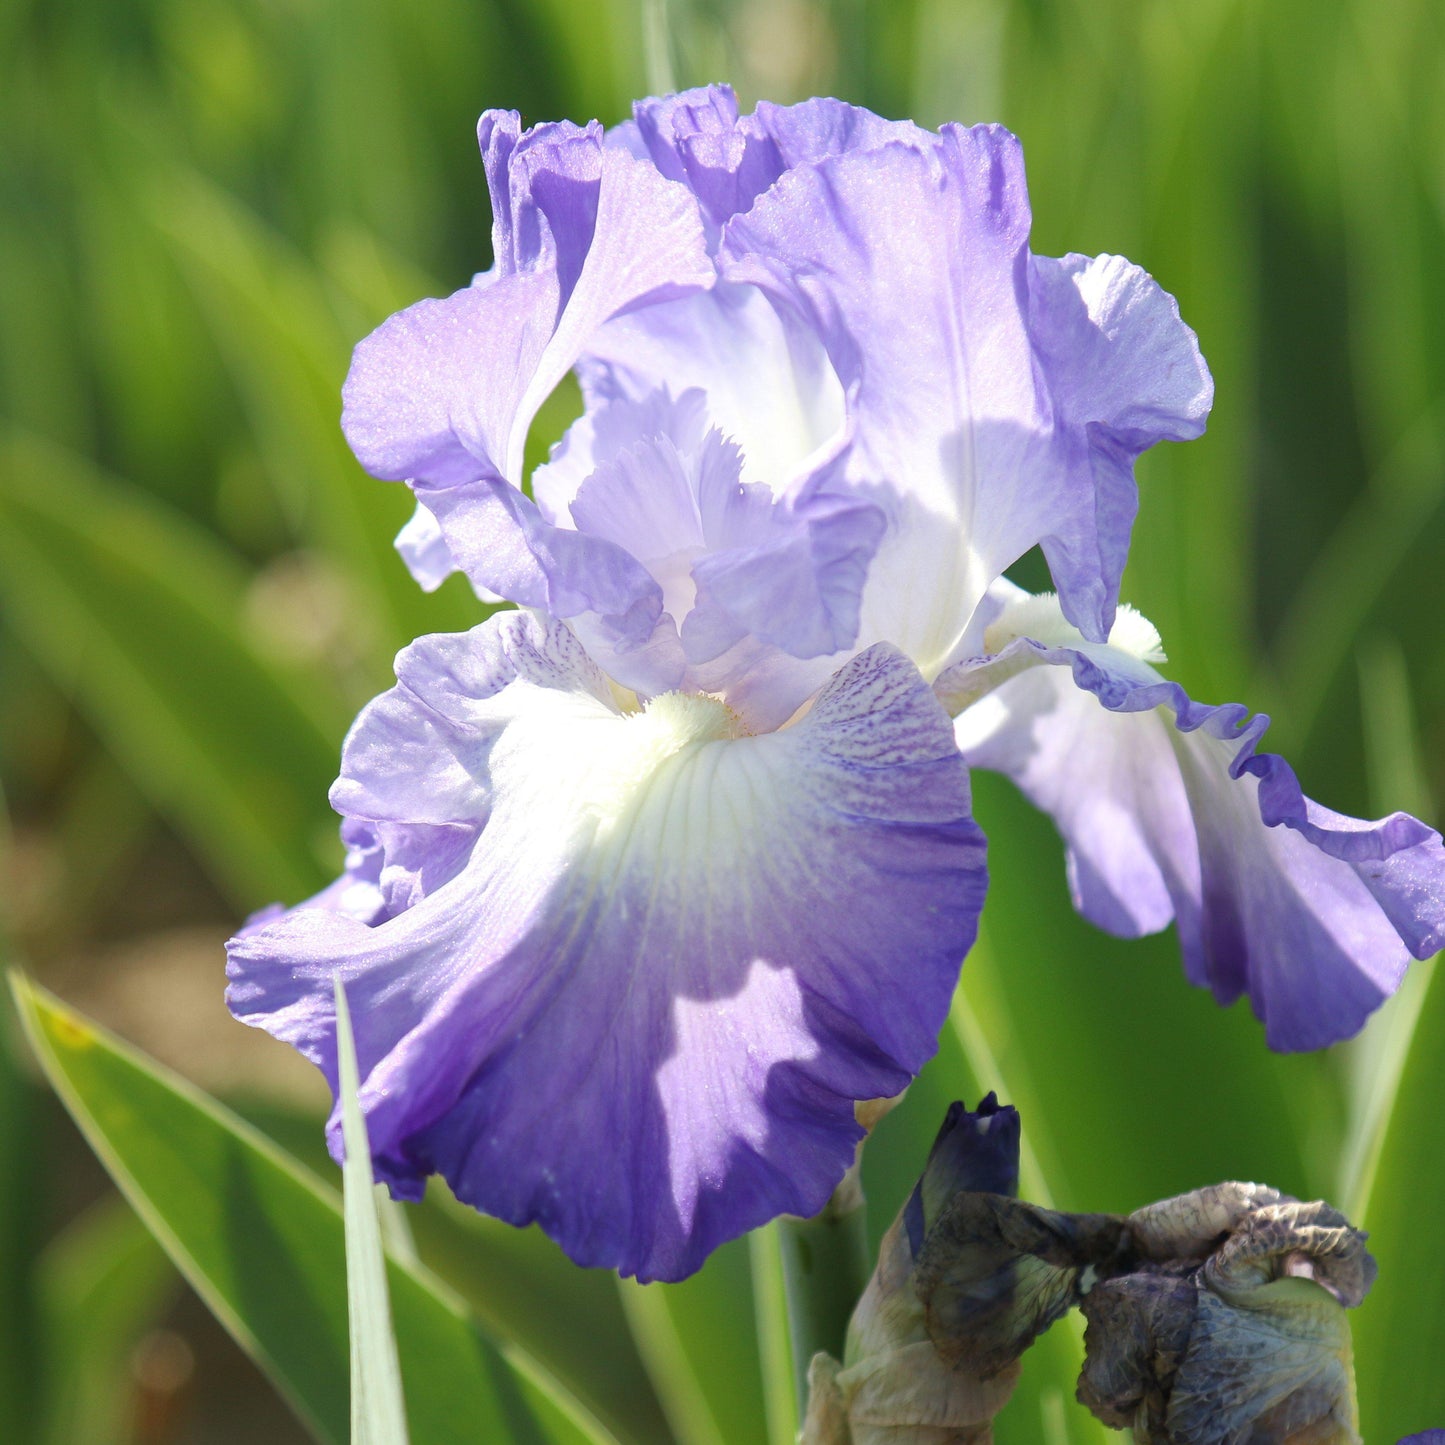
[341,113,713,587]
[721,128,1212,662]
[577,281,847,500]
[228,611,987,1280]
[939,588,1445,1051]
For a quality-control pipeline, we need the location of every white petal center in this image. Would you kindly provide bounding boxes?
[583,691,742,834]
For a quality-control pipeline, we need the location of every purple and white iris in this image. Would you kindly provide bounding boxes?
[227,87,1445,1281]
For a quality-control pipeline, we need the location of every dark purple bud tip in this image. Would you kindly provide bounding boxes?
[905,1094,1021,1253]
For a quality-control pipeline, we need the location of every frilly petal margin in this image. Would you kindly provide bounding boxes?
[228,611,987,1281]
[410,472,683,697]
[630,84,921,232]
[938,622,1445,1052]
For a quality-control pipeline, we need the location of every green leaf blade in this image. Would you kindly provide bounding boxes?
[335,976,410,1445]
[9,973,614,1445]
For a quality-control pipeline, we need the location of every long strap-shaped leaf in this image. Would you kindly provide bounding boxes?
[335,975,409,1445]
[9,973,614,1445]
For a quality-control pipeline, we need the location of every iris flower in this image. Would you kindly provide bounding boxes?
[227,88,1445,1281]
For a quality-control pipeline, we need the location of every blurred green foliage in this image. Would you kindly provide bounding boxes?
[1,0,1442,1440]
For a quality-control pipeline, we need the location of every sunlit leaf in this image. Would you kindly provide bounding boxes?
[10,974,616,1445]
[1354,955,1445,1442]
[232,1098,674,1445]
[335,976,409,1445]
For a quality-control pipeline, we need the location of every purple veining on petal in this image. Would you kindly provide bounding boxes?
[227,610,987,1280]
[939,610,1445,1051]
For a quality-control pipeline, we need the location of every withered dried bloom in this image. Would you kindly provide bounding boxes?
[1080,1187,1374,1443]
[802,1099,1375,1445]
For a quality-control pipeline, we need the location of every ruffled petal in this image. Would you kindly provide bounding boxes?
[228,611,987,1280]
[720,130,1044,673]
[468,387,882,715]
[632,84,920,229]
[341,112,712,519]
[686,481,886,664]
[940,591,1445,1051]
[1025,254,1213,634]
[721,128,1211,661]
[341,268,558,488]
[532,387,713,523]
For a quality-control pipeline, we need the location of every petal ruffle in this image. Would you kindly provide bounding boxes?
[940,595,1445,1051]
[449,389,884,717]
[410,473,683,696]
[228,611,987,1280]
[632,84,921,230]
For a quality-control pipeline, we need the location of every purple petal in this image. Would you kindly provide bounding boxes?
[342,114,713,523]
[411,475,684,695]
[577,281,846,497]
[342,268,559,488]
[687,482,886,663]
[228,611,986,1280]
[504,387,882,712]
[721,127,1211,661]
[720,129,1045,673]
[633,85,919,229]
[534,388,713,526]
[394,502,504,602]
[941,595,1445,1051]
[559,402,883,667]
[1025,254,1213,637]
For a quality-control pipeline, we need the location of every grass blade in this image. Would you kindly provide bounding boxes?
[335,976,409,1444]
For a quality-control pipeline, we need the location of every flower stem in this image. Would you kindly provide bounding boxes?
[776,1160,872,1414]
